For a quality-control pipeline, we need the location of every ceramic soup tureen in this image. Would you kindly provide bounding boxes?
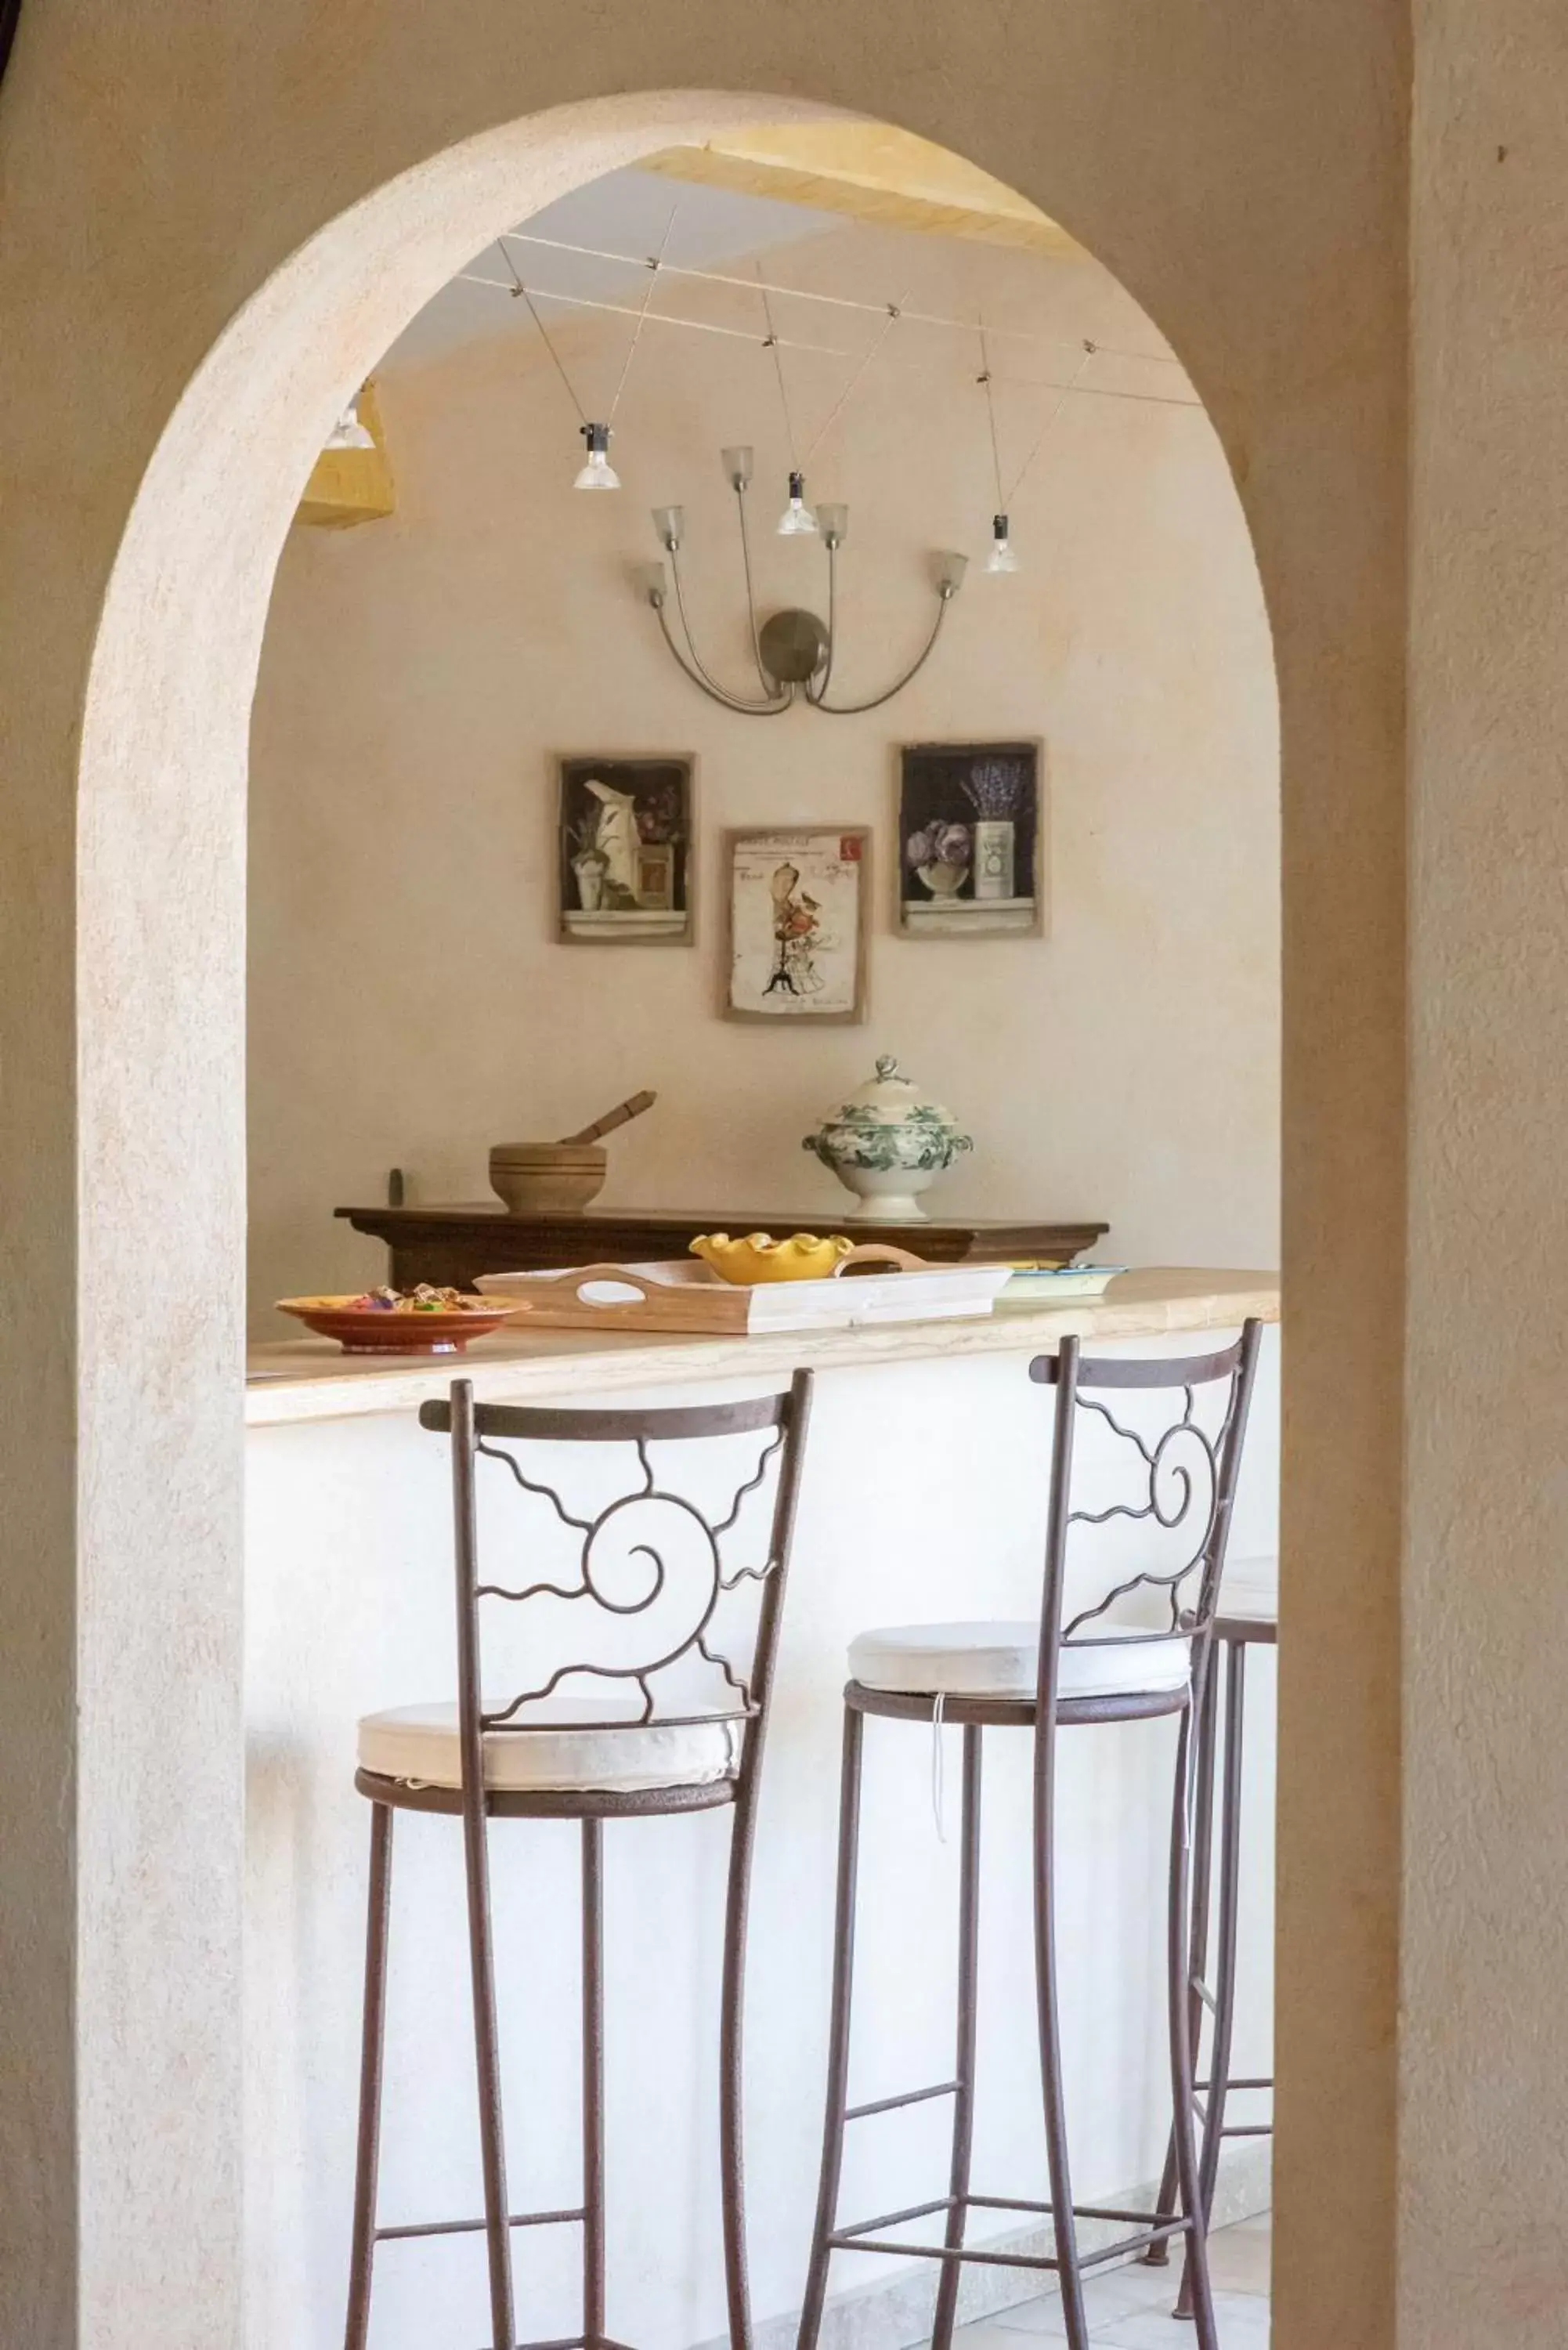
[802,1056,973,1221]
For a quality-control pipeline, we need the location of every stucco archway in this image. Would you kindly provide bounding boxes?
[0,15,1407,2347]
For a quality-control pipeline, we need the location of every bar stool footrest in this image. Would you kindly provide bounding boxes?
[845,2079,962,2120]
[464,2332,643,2350]
[826,2194,1193,2274]
[374,2205,587,2243]
[479,2335,641,2350]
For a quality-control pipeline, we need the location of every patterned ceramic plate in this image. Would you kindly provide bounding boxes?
[276,1295,519,1354]
[996,1265,1128,1310]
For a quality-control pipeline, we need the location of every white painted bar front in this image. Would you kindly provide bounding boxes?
[244,1286,1279,2350]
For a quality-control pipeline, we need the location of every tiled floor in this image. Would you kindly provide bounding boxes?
[947,2213,1270,2348]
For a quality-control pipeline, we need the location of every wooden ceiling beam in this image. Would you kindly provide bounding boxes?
[640,124,1082,262]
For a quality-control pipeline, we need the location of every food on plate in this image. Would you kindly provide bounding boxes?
[343,1285,489,1314]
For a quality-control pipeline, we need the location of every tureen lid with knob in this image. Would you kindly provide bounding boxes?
[828,1054,961,1129]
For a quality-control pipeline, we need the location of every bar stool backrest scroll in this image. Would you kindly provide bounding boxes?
[1027,1323,1263,1719]
[417,1372,813,1807]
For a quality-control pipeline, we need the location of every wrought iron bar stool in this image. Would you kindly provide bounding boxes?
[797,1326,1262,2350]
[1146,1565,1277,2316]
[343,1371,813,2350]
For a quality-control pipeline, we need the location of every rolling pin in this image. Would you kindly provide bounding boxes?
[558,1090,657,1147]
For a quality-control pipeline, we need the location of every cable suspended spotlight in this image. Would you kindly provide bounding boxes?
[974,331,1097,580]
[638,447,967,715]
[985,512,1021,574]
[573,421,620,490]
[775,469,818,537]
[323,392,376,451]
[507,207,679,494]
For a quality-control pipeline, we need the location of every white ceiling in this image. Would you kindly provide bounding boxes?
[385,167,840,371]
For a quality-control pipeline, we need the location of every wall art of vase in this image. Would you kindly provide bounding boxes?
[557,754,695,944]
[896,741,1046,938]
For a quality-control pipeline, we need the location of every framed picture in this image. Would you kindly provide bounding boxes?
[557,754,695,943]
[896,740,1046,938]
[724,827,870,1023]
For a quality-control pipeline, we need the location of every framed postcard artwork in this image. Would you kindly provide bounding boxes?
[557,754,695,943]
[724,828,870,1023]
[896,739,1046,938]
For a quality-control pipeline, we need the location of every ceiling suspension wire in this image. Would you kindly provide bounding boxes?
[999,343,1097,508]
[457,273,1205,411]
[977,316,1008,513]
[464,274,838,350]
[605,201,681,424]
[754,265,801,468]
[497,207,680,449]
[977,324,1097,504]
[801,293,909,468]
[499,246,590,425]
[497,228,1183,371]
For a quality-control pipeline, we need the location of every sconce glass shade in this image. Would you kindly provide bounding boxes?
[651,504,685,551]
[817,503,849,549]
[985,512,1020,573]
[721,444,754,490]
[323,398,375,452]
[634,561,668,606]
[936,550,970,596]
[573,421,621,490]
[776,471,818,537]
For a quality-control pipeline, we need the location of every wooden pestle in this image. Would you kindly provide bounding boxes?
[558,1089,657,1147]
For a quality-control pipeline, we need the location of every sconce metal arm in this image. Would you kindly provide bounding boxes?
[807,591,952,715]
[654,597,795,715]
[733,486,774,696]
[806,540,840,705]
[669,546,793,712]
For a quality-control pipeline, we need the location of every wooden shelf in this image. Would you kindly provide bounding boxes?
[335,1203,1111,1292]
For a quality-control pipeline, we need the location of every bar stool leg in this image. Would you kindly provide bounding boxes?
[344,1802,394,2350]
[1165,1707,1219,2349]
[796,1706,866,2350]
[461,1794,518,2350]
[722,1713,778,2350]
[930,1726,984,2350]
[583,1818,606,2350]
[1176,1643,1247,2320]
[1146,1643,1221,2267]
[1032,1720,1090,2350]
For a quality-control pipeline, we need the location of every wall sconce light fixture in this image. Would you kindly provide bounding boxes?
[638,446,967,715]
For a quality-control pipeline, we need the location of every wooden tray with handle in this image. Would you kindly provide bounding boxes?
[476,1249,1012,1336]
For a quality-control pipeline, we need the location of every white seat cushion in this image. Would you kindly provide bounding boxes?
[847,1619,1192,1702]
[1217,1556,1279,1624]
[358,1688,742,1794]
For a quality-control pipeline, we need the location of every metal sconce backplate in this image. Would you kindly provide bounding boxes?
[758,609,830,688]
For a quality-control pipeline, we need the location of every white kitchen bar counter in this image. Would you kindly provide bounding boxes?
[244,1271,1279,2350]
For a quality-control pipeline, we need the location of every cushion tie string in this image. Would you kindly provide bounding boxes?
[930,1690,948,1844]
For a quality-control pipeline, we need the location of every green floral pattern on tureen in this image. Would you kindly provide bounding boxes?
[802,1055,973,1177]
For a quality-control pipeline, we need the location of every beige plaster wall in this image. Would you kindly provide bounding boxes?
[1404,9,1568,2340]
[0,5,1409,2345]
[247,217,1279,1329]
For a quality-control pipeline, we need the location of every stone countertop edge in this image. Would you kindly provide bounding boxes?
[245,1269,1281,1430]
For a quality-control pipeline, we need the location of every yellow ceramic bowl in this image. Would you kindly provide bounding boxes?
[690,1231,854,1285]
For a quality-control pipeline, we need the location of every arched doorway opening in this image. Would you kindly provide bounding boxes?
[238,117,1280,2349]
[46,49,1405,2348]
